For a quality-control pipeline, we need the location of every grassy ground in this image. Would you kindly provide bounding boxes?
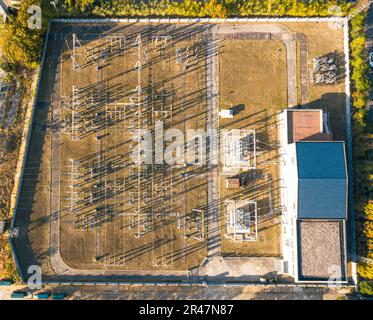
[0,75,30,281]
[218,40,286,257]
[281,22,346,140]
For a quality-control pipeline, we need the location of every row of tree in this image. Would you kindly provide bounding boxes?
[63,0,350,18]
[349,13,373,294]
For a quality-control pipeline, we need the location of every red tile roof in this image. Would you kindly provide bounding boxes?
[288,110,332,143]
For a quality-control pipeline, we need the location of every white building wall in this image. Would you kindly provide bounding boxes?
[278,110,298,278]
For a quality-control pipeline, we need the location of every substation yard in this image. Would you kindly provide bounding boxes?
[11,21,346,281]
[57,29,210,271]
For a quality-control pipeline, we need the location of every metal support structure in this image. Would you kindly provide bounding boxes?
[225,200,258,242]
[72,34,82,71]
[191,209,205,241]
[222,129,257,172]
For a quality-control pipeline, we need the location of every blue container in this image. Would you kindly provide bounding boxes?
[11,292,26,299]
[36,293,50,299]
[51,293,65,300]
[0,280,13,286]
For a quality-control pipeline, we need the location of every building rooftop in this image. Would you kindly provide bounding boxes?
[297,220,346,281]
[296,141,347,220]
[287,110,332,144]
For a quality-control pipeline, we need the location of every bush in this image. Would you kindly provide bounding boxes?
[365,203,373,220]
[358,262,373,280]
[0,58,19,76]
[0,0,55,69]
[3,243,21,282]
[65,0,96,14]
[203,0,229,18]
[359,281,373,296]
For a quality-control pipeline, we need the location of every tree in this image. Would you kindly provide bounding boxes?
[365,202,373,220]
[359,281,373,296]
[64,0,96,13]
[203,0,229,18]
[358,262,373,279]
[0,0,49,69]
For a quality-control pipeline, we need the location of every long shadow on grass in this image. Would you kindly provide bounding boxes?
[10,31,64,281]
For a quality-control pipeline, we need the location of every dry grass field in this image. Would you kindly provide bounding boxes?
[56,31,209,270]
[281,22,346,140]
[218,40,286,257]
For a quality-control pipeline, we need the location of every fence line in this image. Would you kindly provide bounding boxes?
[51,17,348,24]
[42,280,355,289]
[344,20,358,287]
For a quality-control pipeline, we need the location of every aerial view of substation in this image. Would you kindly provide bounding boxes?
[10,19,351,284]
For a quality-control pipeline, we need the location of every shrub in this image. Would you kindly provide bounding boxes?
[359,280,373,296]
[0,0,54,69]
[3,243,21,282]
[358,262,373,280]
[365,202,373,220]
